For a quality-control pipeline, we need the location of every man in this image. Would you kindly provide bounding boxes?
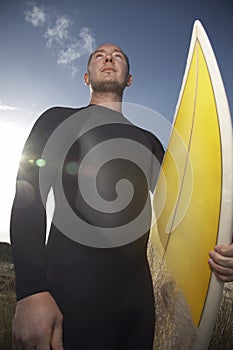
[11,44,233,350]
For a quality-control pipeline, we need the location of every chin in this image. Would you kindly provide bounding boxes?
[92,80,125,94]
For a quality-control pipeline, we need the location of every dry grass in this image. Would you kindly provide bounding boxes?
[0,262,16,350]
[208,282,233,350]
[0,262,232,350]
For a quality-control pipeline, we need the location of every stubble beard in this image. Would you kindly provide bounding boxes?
[90,79,126,97]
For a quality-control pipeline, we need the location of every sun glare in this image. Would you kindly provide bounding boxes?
[0,121,28,241]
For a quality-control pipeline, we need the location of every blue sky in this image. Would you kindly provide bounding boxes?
[0,0,233,242]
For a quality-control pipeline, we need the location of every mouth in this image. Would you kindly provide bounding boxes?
[101,67,116,72]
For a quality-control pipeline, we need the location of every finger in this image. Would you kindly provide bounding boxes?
[12,320,37,350]
[16,340,36,350]
[12,337,23,350]
[209,250,233,268]
[36,342,50,350]
[214,243,233,257]
[208,259,233,279]
[12,327,25,350]
[15,330,50,350]
[50,320,64,350]
[12,329,38,350]
[35,336,51,350]
[213,270,233,283]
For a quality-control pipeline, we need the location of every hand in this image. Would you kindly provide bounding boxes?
[12,291,64,350]
[208,242,233,282]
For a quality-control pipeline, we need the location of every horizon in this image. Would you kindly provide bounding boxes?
[1,1,233,243]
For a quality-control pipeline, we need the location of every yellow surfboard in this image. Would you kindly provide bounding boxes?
[148,20,232,350]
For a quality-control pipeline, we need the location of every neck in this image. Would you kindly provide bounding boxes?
[89,91,123,113]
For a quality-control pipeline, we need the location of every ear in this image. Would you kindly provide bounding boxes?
[126,74,132,87]
[84,72,90,86]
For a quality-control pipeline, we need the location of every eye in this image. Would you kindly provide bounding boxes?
[95,53,104,59]
[113,53,123,60]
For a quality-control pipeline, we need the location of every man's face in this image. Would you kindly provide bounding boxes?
[84,44,132,94]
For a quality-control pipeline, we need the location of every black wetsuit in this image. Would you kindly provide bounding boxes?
[10,105,164,349]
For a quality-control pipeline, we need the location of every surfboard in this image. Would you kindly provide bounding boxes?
[148,20,233,350]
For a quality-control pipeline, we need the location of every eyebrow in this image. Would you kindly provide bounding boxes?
[93,48,124,55]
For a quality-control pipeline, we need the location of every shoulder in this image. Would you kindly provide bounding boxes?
[23,106,84,154]
[32,106,83,131]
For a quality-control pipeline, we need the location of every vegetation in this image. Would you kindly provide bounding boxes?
[0,242,13,263]
[209,282,233,350]
[0,243,16,350]
[0,242,232,349]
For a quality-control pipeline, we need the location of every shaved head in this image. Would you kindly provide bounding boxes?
[87,43,130,74]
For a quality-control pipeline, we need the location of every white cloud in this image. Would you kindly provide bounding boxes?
[24,4,46,27]
[57,27,95,65]
[44,16,72,47]
[24,3,96,76]
[0,102,20,111]
[58,44,81,65]
[79,27,96,53]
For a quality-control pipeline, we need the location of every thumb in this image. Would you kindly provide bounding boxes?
[51,320,64,350]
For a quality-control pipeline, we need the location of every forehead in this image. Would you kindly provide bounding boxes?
[93,44,124,55]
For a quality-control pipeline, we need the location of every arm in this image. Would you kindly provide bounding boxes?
[208,239,233,282]
[10,108,65,349]
[146,130,165,193]
[10,109,55,299]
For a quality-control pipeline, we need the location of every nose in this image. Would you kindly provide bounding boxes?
[105,53,113,63]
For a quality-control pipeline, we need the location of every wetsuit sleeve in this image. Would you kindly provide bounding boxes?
[10,107,58,301]
[147,131,164,193]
